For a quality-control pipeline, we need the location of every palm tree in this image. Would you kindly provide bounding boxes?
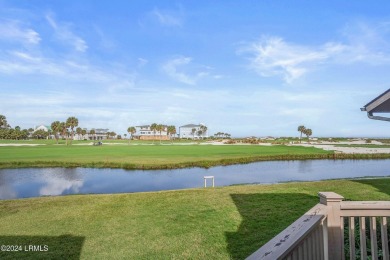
[59,122,67,144]
[150,123,157,144]
[110,132,116,139]
[156,124,164,144]
[81,129,87,140]
[197,130,203,140]
[0,115,7,129]
[127,127,136,145]
[89,129,96,140]
[304,128,312,143]
[76,127,82,140]
[191,128,196,140]
[167,125,176,143]
[66,117,79,145]
[166,126,172,143]
[51,121,61,144]
[201,126,208,139]
[297,125,306,143]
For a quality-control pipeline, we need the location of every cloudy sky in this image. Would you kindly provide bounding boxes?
[1,1,390,137]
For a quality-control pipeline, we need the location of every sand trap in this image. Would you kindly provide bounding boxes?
[292,143,390,154]
[0,144,45,146]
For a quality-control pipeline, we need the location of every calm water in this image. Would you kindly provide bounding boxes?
[0,159,389,200]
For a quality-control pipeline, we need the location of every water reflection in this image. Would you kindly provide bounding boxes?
[0,159,389,199]
[39,175,83,196]
[298,160,313,174]
[0,173,17,199]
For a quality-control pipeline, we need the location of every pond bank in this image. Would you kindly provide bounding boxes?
[2,159,390,200]
[1,153,390,170]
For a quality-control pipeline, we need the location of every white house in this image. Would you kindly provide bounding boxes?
[34,125,51,132]
[33,125,53,139]
[78,128,109,140]
[179,124,208,139]
[133,125,170,140]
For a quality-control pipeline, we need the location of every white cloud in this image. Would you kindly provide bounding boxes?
[162,56,196,85]
[46,13,88,52]
[240,22,390,83]
[138,58,149,67]
[0,20,40,44]
[240,36,345,83]
[0,50,135,91]
[9,51,42,62]
[40,174,83,196]
[151,8,182,27]
[162,56,211,85]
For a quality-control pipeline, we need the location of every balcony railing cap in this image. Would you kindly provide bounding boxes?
[318,192,344,205]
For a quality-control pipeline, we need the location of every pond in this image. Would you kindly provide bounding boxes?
[1,159,390,199]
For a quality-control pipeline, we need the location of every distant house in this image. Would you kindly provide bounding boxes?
[133,125,170,140]
[34,125,52,132]
[34,125,53,139]
[82,128,109,140]
[179,124,208,139]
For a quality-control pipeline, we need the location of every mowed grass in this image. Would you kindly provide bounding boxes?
[0,144,332,169]
[0,139,204,145]
[1,179,390,259]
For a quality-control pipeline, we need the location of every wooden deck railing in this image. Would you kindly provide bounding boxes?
[246,192,390,260]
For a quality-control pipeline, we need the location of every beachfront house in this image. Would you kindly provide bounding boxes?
[81,128,109,140]
[133,125,170,140]
[179,124,208,139]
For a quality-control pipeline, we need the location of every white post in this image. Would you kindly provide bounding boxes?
[204,176,214,188]
[319,192,344,260]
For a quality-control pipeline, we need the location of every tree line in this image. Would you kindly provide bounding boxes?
[0,115,34,140]
[214,132,231,138]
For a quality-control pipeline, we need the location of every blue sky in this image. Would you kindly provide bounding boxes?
[1,1,390,137]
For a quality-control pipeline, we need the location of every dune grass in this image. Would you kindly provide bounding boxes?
[0,144,334,169]
[1,179,390,259]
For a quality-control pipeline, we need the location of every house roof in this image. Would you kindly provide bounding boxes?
[136,125,169,128]
[180,124,202,128]
[361,88,390,113]
[35,125,52,131]
[361,88,390,122]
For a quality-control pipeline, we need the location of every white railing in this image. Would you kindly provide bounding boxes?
[246,192,390,260]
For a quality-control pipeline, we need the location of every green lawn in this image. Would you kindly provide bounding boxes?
[1,179,390,259]
[0,144,333,169]
[0,139,206,145]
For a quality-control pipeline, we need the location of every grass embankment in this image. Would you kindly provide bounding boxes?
[1,144,390,169]
[0,145,337,169]
[1,179,390,259]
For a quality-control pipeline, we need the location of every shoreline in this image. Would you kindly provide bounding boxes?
[1,153,390,170]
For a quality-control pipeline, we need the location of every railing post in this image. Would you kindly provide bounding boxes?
[319,192,344,260]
